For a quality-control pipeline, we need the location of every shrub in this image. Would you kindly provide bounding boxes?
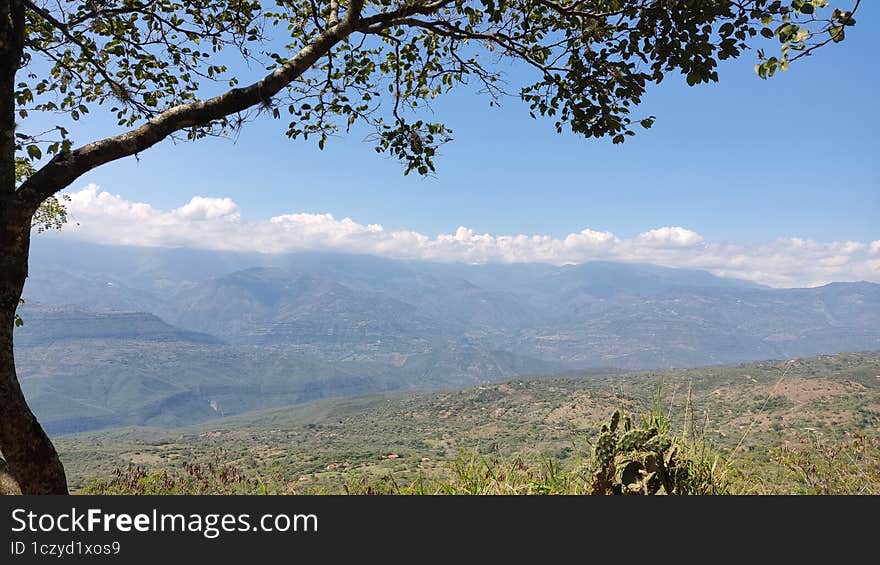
[82,453,283,495]
[767,432,880,495]
[588,407,728,495]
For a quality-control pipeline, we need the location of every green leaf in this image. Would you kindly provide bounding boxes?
[27,145,42,160]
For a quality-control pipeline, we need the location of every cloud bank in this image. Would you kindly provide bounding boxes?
[48,185,880,288]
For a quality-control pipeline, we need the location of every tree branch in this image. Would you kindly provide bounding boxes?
[22,0,130,106]
[67,1,159,27]
[17,0,365,210]
[532,0,635,20]
[356,0,454,33]
[329,0,340,27]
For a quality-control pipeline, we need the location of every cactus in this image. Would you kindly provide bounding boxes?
[589,408,694,495]
[609,409,620,432]
[617,428,657,452]
[589,413,620,495]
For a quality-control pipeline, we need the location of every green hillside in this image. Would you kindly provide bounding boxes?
[57,351,880,493]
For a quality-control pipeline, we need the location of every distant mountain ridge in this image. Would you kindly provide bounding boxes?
[15,306,561,435]
[24,239,880,367]
[15,305,220,346]
[15,239,880,434]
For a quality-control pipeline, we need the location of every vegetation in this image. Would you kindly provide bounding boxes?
[0,0,864,494]
[80,407,880,496]
[81,404,733,495]
[82,453,286,495]
[587,406,725,495]
[760,432,880,495]
[63,351,880,495]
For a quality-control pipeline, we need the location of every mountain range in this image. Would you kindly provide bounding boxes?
[16,238,880,434]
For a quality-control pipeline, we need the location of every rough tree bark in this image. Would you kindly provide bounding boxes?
[1,0,69,495]
[1,0,372,494]
[0,207,69,494]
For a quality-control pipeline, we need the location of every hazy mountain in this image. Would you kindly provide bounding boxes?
[17,239,880,433]
[24,239,880,367]
[14,307,560,434]
[15,305,219,346]
[165,267,445,346]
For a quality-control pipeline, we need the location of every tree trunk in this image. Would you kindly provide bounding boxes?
[1,0,66,495]
[0,204,69,495]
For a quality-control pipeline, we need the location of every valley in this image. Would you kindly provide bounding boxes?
[18,239,880,435]
[55,351,880,493]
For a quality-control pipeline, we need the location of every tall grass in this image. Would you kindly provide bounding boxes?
[80,393,879,496]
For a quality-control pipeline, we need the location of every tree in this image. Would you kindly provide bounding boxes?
[0,0,860,494]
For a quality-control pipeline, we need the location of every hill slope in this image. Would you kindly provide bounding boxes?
[55,351,880,491]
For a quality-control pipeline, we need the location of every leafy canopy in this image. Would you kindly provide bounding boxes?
[14,0,859,179]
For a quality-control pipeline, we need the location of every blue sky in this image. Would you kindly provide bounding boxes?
[28,5,880,286]
[48,4,877,244]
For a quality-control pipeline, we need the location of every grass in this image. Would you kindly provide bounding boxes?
[759,432,880,495]
[66,351,880,495]
[80,393,880,495]
[80,432,880,495]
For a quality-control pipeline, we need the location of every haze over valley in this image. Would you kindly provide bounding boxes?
[18,239,880,435]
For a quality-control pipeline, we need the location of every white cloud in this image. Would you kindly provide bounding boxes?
[173,196,239,221]
[636,227,704,247]
[50,185,880,288]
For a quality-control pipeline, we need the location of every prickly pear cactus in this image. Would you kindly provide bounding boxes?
[589,411,621,494]
[617,427,656,452]
[589,408,690,495]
